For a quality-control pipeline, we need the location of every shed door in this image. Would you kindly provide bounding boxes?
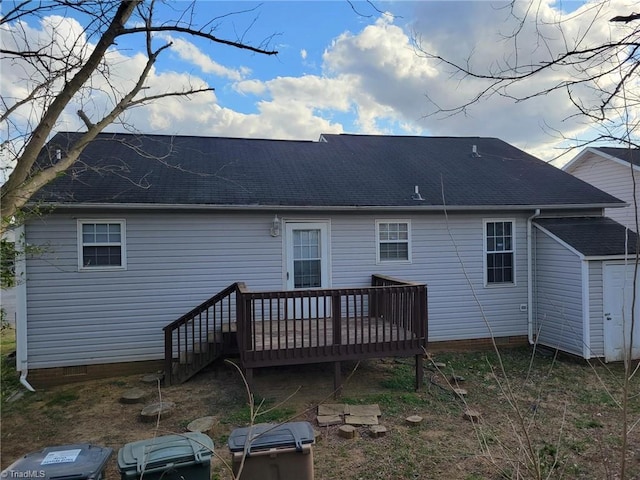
[603,263,640,361]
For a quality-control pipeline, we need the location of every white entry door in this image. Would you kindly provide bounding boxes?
[603,263,640,362]
[285,222,330,318]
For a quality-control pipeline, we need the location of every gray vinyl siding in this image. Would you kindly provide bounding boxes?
[331,213,529,341]
[588,261,605,357]
[25,212,284,368]
[533,229,584,356]
[25,210,530,369]
[569,155,639,231]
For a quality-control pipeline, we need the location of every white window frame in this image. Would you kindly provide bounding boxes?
[77,219,127,271]
[483,218,515,287]
[376,219,412,264]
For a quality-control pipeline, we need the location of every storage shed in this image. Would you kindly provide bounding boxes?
[533,217,639,361]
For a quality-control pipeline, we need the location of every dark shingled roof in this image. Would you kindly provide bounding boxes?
[534,217,638,256]
[33,132,624,209]
[593,147,640,167]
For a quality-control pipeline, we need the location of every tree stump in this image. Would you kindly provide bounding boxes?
[405,415,423,425]
[369,425,387,438]
[338,425,357,439]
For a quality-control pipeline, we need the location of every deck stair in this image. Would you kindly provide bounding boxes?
[163,283,241,385]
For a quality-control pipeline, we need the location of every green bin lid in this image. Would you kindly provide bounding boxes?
[118,433,213,474]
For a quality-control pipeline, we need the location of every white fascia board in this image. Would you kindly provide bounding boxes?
[564,147,640,173]
[36,202,622,212]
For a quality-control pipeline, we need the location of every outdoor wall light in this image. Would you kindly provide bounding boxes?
[270,214,281,237]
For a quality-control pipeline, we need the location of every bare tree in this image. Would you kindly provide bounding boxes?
[0,0,277,232]
[414,1,639,152]
[414,3,639,478]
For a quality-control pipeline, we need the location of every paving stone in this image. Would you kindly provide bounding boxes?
[463,409,482,422]
[431,362,447,369]
[453,388,468,397]
[345,415,379,426]
[140,401,175,422]
[187,416,216,433]
[369,425,387,438]
[119,388,148,404]
[141,372,164,384]
[451,375,466,383]
[318,404,347,416]
[338,425,357,439]
[347,404,381,417]
[317,415,343,427]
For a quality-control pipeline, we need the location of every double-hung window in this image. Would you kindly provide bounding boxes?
[376,220,411,263]
[78,220,126,270]
[484,220,514,285]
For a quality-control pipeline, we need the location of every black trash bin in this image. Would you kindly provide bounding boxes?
[228,421,315,480]
[0,443,112,480]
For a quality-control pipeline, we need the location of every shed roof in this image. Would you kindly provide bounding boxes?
[534,217,638,257]
[33,132,624,210]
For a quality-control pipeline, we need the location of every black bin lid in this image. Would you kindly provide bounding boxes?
[1,444,113,480]
[228,422,315,453]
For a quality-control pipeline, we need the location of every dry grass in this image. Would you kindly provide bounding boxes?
[1,345,639,479]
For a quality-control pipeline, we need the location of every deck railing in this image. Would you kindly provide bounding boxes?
[164,275,427,386]
[163,282,242,385]
[236,275,427,369]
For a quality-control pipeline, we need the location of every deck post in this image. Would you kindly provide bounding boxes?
[333,361,342,399]
[164,327,173,386]
[332,292,342,346]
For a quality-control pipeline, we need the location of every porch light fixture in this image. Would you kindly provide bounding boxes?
[270,215,281,237]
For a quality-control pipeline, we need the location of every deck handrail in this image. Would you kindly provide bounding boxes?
[164,282,244,385]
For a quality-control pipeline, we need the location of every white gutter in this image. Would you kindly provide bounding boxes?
[14,225,35,392]
[527,209,541,345]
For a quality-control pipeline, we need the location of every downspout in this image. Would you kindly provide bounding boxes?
[15,225,35,392]
[527,209,541,345]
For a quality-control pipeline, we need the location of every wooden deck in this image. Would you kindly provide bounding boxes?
[248,317,417,351]
[164,274,428,392]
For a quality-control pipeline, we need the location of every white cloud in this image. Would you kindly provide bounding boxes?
[162,36,249,81]
[300,49,307,60]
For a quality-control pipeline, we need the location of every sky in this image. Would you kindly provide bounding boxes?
[1,0,638,166]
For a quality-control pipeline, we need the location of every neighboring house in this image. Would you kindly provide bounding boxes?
[1,229,17,327]
[14,132,638,387]
[563,147,640,231]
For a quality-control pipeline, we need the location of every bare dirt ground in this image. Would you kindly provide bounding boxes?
[2,347,640,480]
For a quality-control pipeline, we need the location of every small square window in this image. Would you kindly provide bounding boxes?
[78,220,126,270]
[376,221,411,263]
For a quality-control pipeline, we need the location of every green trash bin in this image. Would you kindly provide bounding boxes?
[117,432,213,480]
